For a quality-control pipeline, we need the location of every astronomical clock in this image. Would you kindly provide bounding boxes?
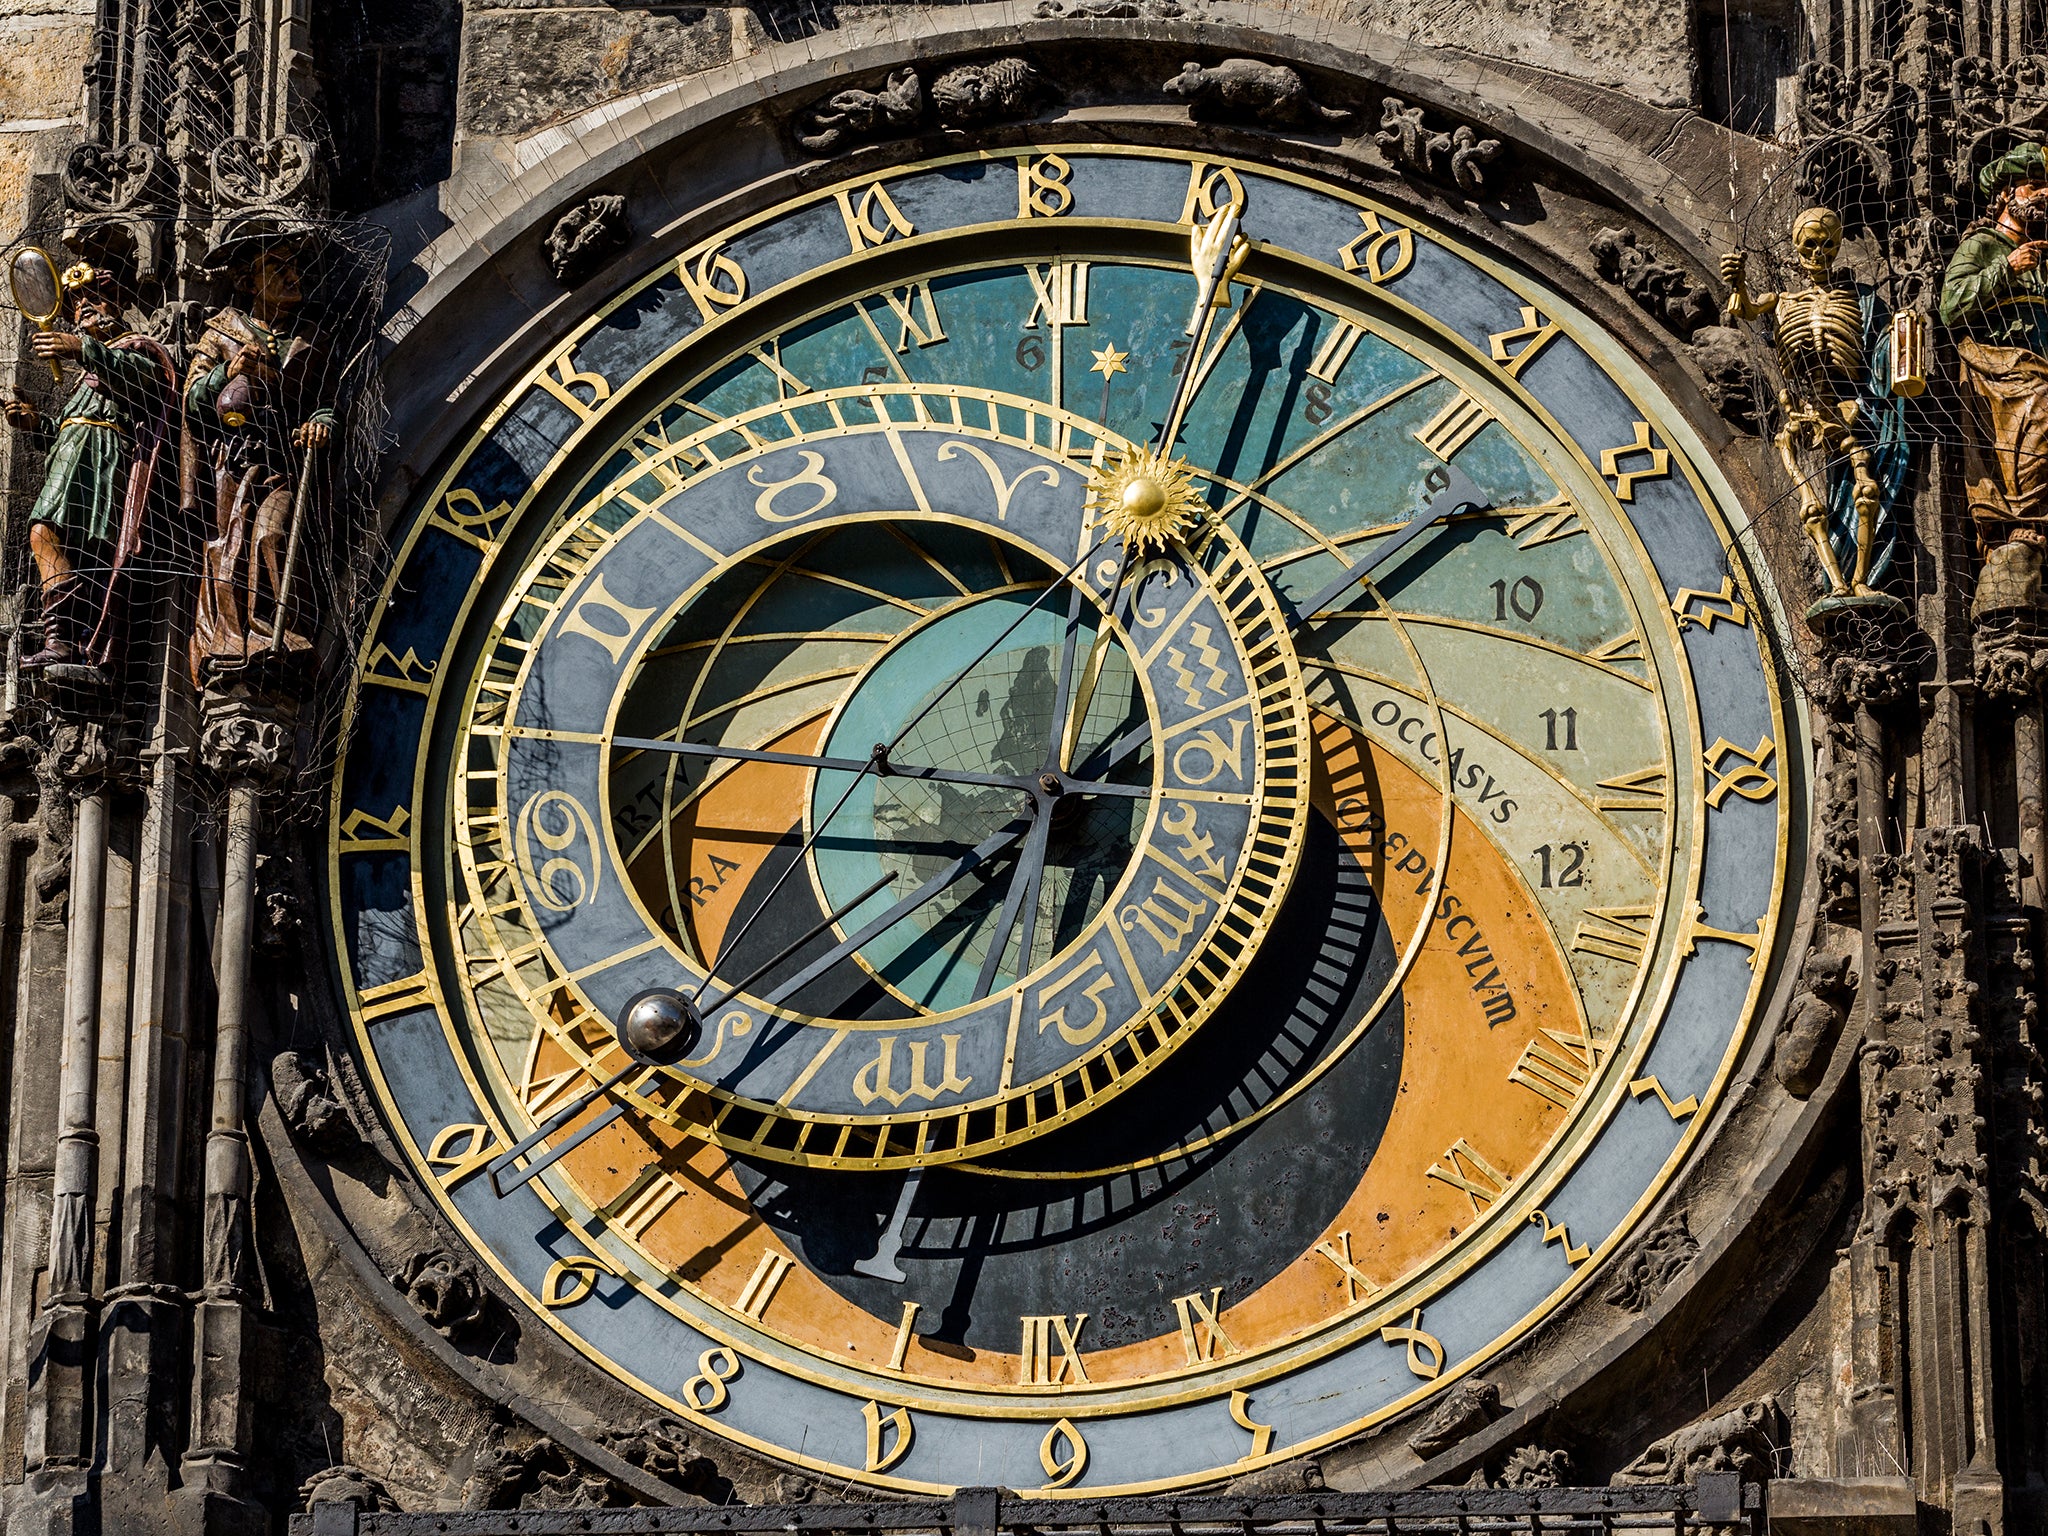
[329,145,1794,1494]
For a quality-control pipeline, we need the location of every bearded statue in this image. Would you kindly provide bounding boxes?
[1942,142,2048,573]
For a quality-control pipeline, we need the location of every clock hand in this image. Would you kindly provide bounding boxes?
[752,809,1037,1009]
[969,786,1057,1000]
[609,733,1147,798]
[486,871,897,1198]
[1286,462,1492,630]
[1157,196,1250,456]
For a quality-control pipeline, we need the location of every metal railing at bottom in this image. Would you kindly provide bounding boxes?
[290,1476,1761,1536]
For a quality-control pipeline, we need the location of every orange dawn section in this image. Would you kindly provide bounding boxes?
[527,714,1581,1389]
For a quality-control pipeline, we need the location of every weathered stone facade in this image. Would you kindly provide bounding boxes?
[0,0,2041,1530]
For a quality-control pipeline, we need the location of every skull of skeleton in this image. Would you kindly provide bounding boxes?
[1791,208,1843,282]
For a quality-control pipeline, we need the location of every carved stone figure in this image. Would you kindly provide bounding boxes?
[1375,98,1502,193]
[1614,1396,1781,1484]
[467,1427,619,1510]
[931,59,1051,127]
[604,1418,732,1501]
[299,1465,400,1514]
[1776,949,1858,1095]
[1724,207,1907,601]
[1603,1210,1700,1311]
[1408,1380,1504,1460]
[1941,142,2048,559]
[1163,60,1350,128]
[544,193,630,285]
[272,1050,354,1150]
[393,1248,492,1341]
[1036,0,1185,13]
[796,68,923,153]
[2,264,177,678]
[1494,1444,1571,1488]
[1590,227,1716,340]
[185,215,338,684]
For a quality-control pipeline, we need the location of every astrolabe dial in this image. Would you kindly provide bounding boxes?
[451,387,1312,1172]
[333,146,1794,1494]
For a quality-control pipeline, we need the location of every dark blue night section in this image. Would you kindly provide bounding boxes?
[725,201,860,300]
[886,159,1017,234]
[339,853,420,989]
[338,689,424,823]
[457,432,537,516]
[575,274,699,387]
[499,380,582,477]
[374,530,482,669]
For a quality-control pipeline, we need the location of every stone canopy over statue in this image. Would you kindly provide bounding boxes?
[1941,142,2048,573]
[1722,207,1908,607]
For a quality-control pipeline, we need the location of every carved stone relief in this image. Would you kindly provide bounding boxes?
[545,195,630,286]
[1589,228,1716,341]
[1602,1210,1701,1311]
[795,59,1052,153]
[1612,1397,1783,1484]
[1775,951,1858,1096]
[1408,1380,1505,1460]
[392,1249,494,1343]
[1162,60,1350,128]
[1374,98,1502,194]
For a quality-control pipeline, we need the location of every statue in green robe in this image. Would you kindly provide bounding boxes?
[2,264,177,675]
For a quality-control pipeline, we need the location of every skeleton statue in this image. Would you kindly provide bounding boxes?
[1722,208,1905,599]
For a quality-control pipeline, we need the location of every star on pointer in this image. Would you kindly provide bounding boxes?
[1089,344,1129,379]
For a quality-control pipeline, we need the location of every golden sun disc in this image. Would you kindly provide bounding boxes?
[1092,446,1202,553]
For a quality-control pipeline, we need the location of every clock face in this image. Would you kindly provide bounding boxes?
[332,146,1794,1493]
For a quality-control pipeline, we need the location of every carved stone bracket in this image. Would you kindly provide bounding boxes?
[1612,1396,1783,1484]
[1374,97,1503,195]
[794,59,1053,154]
[1407,1380,1504,1460]
[1602,1210,1701,1309]
[271,1050,356,1153]
[299,1464,400,1514]
[1162,60,1351,129]
[1776,950,1858,1096]
[198,691,296,792]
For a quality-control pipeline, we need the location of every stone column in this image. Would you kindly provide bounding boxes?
[180,692,291,1507]
[23,716,111,1479]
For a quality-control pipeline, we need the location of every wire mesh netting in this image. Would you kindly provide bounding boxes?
[0,211,389,826]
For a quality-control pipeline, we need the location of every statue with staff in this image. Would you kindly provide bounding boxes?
[186,212,338,683]
[2,255,177,677]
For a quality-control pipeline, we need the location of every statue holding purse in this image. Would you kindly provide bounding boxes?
[186,213,336,683]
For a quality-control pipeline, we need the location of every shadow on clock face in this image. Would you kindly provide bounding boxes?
[731,808,1404,1353]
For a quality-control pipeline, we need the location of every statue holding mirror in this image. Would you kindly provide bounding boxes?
[3,254,177,677]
